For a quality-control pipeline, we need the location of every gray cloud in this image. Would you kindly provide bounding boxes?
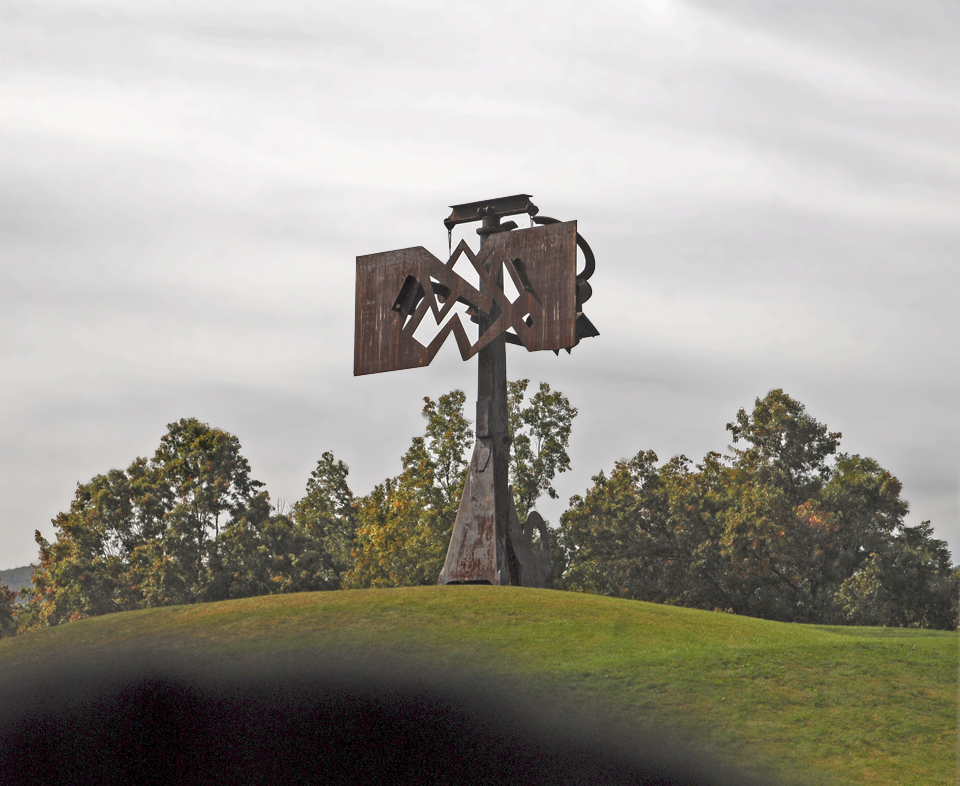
[689,0,959,81]
[2,0,957,568]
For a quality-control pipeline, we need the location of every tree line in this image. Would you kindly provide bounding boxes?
[3,386,956,636]
[561,391,957,628]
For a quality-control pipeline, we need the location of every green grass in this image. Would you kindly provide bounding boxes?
[2,586,956,785]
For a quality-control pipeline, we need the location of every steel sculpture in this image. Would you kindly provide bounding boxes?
[354,194,597,587]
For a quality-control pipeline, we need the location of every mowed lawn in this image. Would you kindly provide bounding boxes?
[1,586,955,785]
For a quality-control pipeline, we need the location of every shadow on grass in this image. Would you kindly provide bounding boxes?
[0,650,783,786]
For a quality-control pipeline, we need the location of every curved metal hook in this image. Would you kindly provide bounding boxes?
[532,216,595,281]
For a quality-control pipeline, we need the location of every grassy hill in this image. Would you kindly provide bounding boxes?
[1,586,955,785]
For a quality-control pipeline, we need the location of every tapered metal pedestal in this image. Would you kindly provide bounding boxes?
[439,214,518,586]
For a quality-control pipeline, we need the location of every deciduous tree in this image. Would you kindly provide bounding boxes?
[837,521,958,629]
[19,419,273,629]
[292,451,358,590]
[560,450,669,600]
[154,418,265,599]
[347,383,576,588]
[559,389,957,629]
[508,380,577,521]
[347,392,467,588]
[0,585,17,638]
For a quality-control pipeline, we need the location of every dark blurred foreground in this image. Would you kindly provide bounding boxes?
[0,654,778,786]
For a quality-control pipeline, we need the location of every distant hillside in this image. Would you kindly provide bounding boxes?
[0,566,34,604]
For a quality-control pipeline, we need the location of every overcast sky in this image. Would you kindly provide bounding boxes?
[2,0,958,570]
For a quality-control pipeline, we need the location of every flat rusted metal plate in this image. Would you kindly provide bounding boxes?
[482,221,577,353]
[355,246,433,376]
[354,221,577,376]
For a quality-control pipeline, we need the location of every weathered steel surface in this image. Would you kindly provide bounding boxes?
[439,212,514,585]
[354,222,578,376]
[437,438,504,585]
[482,223,578,353]
[355,196,596,587]
[355,247,432,376]
[443,194,537,230]
[354,245,475,376]
[507,495,551,589]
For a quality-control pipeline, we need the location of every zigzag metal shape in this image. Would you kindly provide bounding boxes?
[398,239,545,362]
[354,221,578,376]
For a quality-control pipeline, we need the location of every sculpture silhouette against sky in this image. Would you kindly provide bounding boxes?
[354,195,597,586]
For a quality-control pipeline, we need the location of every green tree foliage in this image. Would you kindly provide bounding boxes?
[422,392,474,508]
[17,418,332,631]
[348,391,470,588]
[560,389,958,629]
[508,380,577,521]
[20,382,579,627]
[152,418,265,598]
[560,450,669,599]
[290,452,357,590]
[345,383,576,588]
[726,389,841,505]
[0,585,17,639]
[837,521,958,629]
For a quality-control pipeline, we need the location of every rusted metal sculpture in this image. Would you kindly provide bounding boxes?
[354,194,597,587]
